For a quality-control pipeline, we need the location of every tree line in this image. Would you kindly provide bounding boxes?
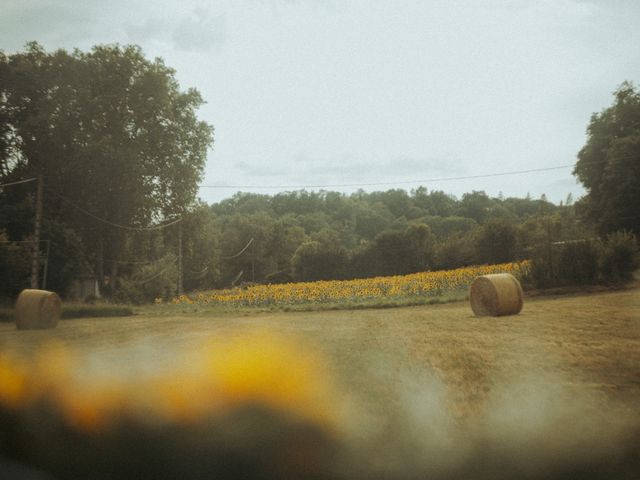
[210,188,576,286]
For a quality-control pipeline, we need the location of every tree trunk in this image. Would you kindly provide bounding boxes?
[110,260,119,292]
[97,239,104,291]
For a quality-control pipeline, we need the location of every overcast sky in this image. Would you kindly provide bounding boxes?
[2,0,640,204]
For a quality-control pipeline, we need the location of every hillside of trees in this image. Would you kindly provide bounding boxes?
[208,189,580,286]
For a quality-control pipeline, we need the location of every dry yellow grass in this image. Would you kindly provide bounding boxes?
[0,287,638,478]
[1,286,638,420]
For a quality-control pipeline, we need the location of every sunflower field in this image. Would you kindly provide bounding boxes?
[171,261,530,308]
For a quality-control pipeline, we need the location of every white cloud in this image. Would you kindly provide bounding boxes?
[172,10,226,52]
[126,8,226,53]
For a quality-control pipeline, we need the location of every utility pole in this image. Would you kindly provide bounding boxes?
[177,220,183,295]
[30,174,43,289]
[42,240,51,290]
[251,238,255,283]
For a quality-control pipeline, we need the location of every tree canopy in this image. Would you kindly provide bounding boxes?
[0,42,214,292]
[574,81,640,235]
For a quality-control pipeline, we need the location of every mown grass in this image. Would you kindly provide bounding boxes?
[0,287,638,479]
[0,290,469,322]
[0,303,134,323]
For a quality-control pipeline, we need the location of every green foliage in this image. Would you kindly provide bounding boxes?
[556,240,601,286]
[527,231,638,288]
[205,188,573,287]
[367,189,413,218]
[434,233,476,270]
[263,271,293,284]
[475,217,518,264]
[205,187,570,283]
[372,230,410,276]
[457,191,495,223]
[352,202,393,240]
[179,204,221,291]
[411,187,457,216]
[360,223,436,277]
[0,231,30,299]
[291,240,348,282]
[599,231,639,283]
[113,254,178,304]
[0,42,213,295]
[420,215,478,241]
[41,220,92,296]
[574,81,640,235]
[219,212,279,285]
[402,223,436,272]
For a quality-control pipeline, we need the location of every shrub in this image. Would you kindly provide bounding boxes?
[113,254,178,304]
[526,230,639,288]
[434,233,476,270]
[291,241,348,281]
[264,271,293,284]
[527,239,601,288]
[527,254,554,289]
[600,231,639,283]
[556,240,601,285]
[475,217,518,264]
[0,231,30,299]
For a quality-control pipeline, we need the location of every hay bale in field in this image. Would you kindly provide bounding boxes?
[469,273,523,317]
[15,289,62,330]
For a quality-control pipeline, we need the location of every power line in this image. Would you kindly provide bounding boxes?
[199,155,639,191]
[5,156,636,194]
[0,177,37,188]
[133,264,175,285]
[46,189,182,231]
[198,165,574,190]
[221,238,254,260]
[0,240,50,245]
[44,238,155,265]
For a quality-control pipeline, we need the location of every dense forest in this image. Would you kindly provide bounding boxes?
[208,188,577,284]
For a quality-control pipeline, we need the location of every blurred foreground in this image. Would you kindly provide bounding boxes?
[0,288,638,479]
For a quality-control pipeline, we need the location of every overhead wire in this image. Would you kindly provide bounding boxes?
[131,264,175,285]
[26,233,159,266]
[46,188,182,231]
[3,156,636,195]
[221,238,254,259]
[0,177,37,188]
[197,155,639,190]
[199,165,575,190]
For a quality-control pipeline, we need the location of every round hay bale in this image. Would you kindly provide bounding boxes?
[15,289,62,330]
[469,273,523,317]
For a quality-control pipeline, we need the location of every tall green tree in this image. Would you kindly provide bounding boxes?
[574,81,640,234]
[370,223,435,276]
[0,43,214,289]
[475,217,518,264]
[458,191,496,223]
[291,228,348,282]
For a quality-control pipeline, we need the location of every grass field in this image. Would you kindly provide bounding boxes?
[1,287,639,478]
